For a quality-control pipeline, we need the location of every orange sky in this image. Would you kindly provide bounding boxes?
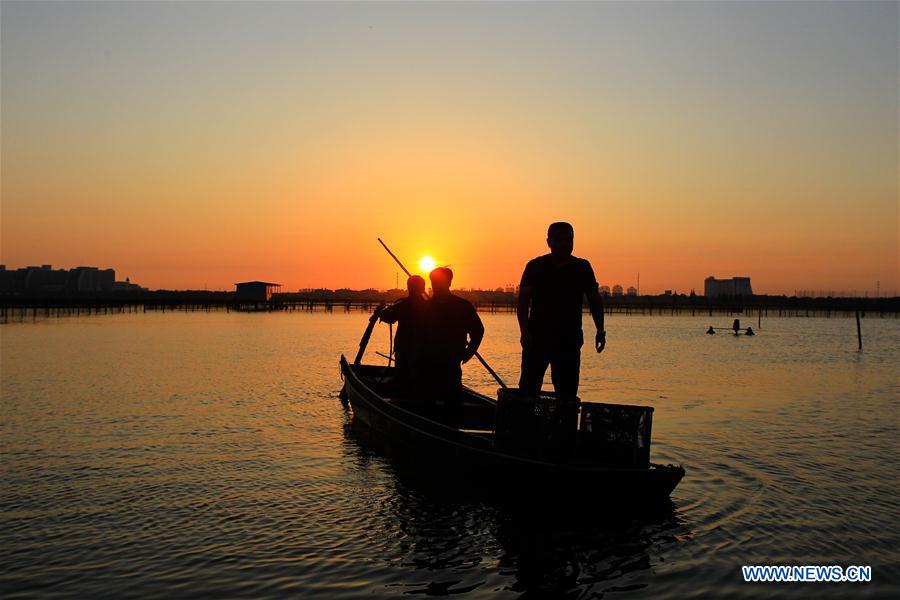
[2,2,897,295]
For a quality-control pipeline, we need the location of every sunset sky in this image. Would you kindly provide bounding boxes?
[2,1,897,295]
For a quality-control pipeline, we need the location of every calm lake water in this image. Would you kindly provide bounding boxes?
[1,310,898,598]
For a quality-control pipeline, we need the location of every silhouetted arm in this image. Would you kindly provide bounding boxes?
[518,261,538,347]
[583,261,605,353]
[517,285,532,347]
[379,300,401,324]
[587,288,605,353]
[462,308,485,364]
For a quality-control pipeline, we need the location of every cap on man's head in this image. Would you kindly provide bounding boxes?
[547,222,574,238]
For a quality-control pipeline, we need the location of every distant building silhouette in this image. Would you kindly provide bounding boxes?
[69,267,115,293]
[0,264,122,296]
[704,276,753,297]
[599,285,611,296]
[626,286,638,296]
[611,284,624,297]
[235,281,281,303]
[112,277,145,292]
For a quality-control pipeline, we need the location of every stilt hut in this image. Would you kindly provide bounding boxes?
[235,281,281,309]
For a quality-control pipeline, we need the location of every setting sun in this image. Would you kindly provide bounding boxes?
[418,256,436,273]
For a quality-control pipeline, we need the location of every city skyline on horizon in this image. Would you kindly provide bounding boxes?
[2,2,897,296]
[1,261,893,298]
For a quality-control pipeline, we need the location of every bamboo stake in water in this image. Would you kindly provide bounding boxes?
[856,310,862,351]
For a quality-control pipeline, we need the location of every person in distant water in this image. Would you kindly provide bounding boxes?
[518,222,605,403]
[425,267,484,425]
[380,275,427,392]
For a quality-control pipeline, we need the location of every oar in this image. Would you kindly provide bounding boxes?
[378,238,412,278]
[377,238,507,389]
[354,301,386,365]
[472,352,506,389]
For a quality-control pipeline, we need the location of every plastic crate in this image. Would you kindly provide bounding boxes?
[578,402,653,468]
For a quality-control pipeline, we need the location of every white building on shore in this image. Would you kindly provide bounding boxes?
[704,276,753,297]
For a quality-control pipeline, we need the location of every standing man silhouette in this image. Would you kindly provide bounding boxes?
[425,267,484,425]
[380,275,428,394]
[517,222,605,402]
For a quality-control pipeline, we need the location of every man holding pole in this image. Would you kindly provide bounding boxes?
[380,275,428,393]
[517,222,605,403]
[375,237,505,410]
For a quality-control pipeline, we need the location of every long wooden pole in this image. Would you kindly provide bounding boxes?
[354,302,385,365]
[378,238,411,277]
[856,310,862,351]
[377,238,507,388]
[473,352,506,388]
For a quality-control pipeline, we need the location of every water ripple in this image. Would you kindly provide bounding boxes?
[1,312,898,598]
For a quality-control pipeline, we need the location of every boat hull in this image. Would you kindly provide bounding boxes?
[340,356,685,501]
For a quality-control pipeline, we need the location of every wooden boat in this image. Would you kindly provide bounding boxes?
[339,356,685,501]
